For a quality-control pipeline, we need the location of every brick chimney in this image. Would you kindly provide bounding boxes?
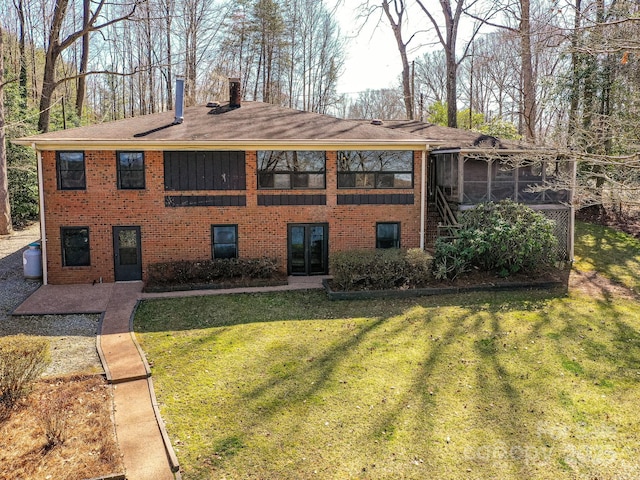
[229,78,241,108]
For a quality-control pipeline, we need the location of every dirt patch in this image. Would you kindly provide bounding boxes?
[0,375,123,480]
[569,268,639,301]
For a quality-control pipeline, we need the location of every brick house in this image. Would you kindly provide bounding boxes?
[15,90,433,285]
[16,82,573,285]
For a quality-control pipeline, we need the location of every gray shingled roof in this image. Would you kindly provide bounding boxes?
[15,100,529,152]
[14,101,429,148]
[374,120,527,151]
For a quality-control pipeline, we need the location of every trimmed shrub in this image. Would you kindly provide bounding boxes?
[146,257,280,287]
[433,200,558,279]
[330,248,433,291]
[0,335,50,420]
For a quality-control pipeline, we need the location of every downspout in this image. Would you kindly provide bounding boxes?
[420,148,427,250]
[34,145,48,285]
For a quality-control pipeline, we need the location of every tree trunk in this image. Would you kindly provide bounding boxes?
[165,6,173,110]
[38,54,59,133]
[567,0,582,140]
[17,0,28,111]
[520,0,536,142]
[38,0,70,133]
[75,0,90,119]
[382,0,414,120]
[0,27,13,234]
[445,50,457,128]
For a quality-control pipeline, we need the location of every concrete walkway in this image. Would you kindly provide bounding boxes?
[14,275,327,480]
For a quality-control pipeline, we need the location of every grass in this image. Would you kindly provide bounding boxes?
[136,287,640,479]
[574,221,640,291]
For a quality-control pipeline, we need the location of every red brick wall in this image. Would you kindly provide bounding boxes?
[42,149,427,284]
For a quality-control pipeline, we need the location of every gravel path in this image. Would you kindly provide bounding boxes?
[0,224,103,377]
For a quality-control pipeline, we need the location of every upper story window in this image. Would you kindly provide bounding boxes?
[117,152,145,189]
[258,151,325,189]
[57,151,86,190]
[337,150,413,189]
[164,151,246,191]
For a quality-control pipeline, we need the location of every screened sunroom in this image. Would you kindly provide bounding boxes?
[430,150,575,260]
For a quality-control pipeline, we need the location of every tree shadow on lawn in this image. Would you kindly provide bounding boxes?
[203,305,482,477]
[190,298,591,476]
[134,288,567,333]
[574,221,640,291]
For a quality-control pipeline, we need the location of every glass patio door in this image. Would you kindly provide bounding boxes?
[288,224,328,275]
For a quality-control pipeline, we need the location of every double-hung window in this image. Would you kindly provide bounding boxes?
[57,152,86,190]
[338,151,413,189]
[212,225,238,259]
[117,152,145,189]
[258,151,325,189]
[61,227,90,266]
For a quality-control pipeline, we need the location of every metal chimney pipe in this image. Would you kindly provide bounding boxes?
[174,76,185,124]
[229,78,241,108]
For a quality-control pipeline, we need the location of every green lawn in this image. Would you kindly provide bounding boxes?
[135,222,640,479]
[574,221,640,291]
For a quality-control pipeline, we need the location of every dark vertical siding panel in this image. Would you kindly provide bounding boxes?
[228,152,238,189]
[196,153,205,190]
[223,152,231,190]
[171,153,181,191]
[177,152,187,190]
[211,151,220,190]
[212,152,220,190]
[187,152,198,190]
[237,152,245,189]
[203,152,213,190]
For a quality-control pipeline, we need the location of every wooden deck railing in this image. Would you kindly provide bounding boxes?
[434,185,460,238]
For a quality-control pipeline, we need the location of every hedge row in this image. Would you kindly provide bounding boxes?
[330,248,433,291]
[146,257,279,286]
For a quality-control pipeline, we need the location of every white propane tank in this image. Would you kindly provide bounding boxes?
[23,242,42,279]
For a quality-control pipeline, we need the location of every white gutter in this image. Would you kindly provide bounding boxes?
[420,149,427,250]
[34,146,48,285]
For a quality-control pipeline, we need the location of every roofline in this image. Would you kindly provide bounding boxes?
[13,138,431,151]
[431,147,547,155]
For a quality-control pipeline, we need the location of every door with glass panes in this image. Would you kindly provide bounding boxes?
[287,224,328,275]
[113,226,142,281]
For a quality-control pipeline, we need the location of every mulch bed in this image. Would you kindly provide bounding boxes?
[0,375,123,480]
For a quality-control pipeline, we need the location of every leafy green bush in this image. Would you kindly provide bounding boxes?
[6,125,39,227]
[0,335,50,420]
[432,200,558,279]
[146,257,280,287]
[330,248,432,291]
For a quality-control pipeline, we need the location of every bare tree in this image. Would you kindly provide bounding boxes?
[381,0,414,119]
[414,50,447,107]
[0,26,12,235]
[415,0,493,128]
[346,88,405,120]
[37,0,138,132]
[74,0,90,119]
